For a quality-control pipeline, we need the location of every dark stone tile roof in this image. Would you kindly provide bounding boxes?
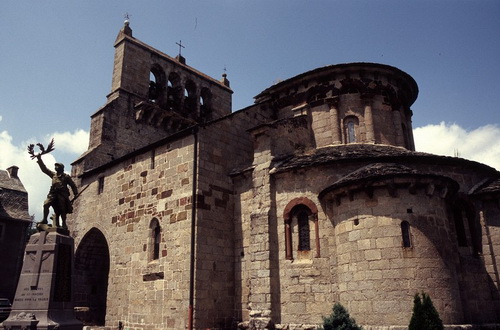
[0,170,27,192]
[0,169,30,221]
[472,178,500,195]
[332,163,417,186]
[318,162,460,199]
[272,144,498,175]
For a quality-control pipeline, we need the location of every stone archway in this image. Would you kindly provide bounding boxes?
[74,228,110,326]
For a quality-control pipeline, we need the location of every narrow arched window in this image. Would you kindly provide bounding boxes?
[200,87,212,121]
[149,218,161,261]
[149,72,159,102]
[167,72,182,112]
[344,116,359,143]
[297,210,310,251]
[348,121,356,142]
[184,80,197,116]
[149,66,166,106]
[284,199,320,260]
[401,221,411,248]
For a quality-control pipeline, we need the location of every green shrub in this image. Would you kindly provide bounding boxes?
[318,303,362,330]
[409,292,444,330]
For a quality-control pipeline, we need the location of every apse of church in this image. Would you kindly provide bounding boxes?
[68,22,500,330]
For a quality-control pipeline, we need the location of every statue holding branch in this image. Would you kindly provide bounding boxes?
[28,139,78,229]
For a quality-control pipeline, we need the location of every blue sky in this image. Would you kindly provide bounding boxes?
[1,0,499,220]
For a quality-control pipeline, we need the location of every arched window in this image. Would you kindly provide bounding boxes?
[184,80,197,117]
[283,198,320,261]
[167,72,182,112]
[149,66,166,106]
[451,197,479,254]
[344,116,359,144]
[401,221,411,248]
[149,218,161,261]
[200,87,212,121]
[297,209,310,251]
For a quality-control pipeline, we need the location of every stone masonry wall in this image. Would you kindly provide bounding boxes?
[274,177,335,325]
[194,106,268,328]
[251,157,499,328]
[329,186,464,326]
[308,94,409,150]
[70,135,196,329]
[270,164,360,327]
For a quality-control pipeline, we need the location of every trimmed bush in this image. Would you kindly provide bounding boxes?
[409,292,444,330]
[318,303,362,330]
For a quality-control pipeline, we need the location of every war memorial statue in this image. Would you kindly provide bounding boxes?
[28,139,78,229]
[1,139,82,329]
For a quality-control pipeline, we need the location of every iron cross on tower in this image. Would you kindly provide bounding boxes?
[176,40,185,57]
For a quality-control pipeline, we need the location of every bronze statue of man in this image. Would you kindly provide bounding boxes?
[36,154,78,229]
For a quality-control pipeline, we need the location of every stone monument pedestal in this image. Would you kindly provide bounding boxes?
[2,228,82,330]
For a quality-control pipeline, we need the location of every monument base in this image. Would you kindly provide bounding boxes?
[1,229,82,330]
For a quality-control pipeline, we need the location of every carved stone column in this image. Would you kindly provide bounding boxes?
[328,97,341,145]
[392,109,404,147]
[363,95,375,143]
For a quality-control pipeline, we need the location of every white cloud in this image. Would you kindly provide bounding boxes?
[46,129,89,154]
[0,129,89,223]
[413,122,500,170]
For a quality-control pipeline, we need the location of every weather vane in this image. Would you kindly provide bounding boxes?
[124,12,131,24]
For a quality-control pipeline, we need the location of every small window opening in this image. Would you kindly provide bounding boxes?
[200,88,212,122]
[353,218,359,226]
[453,208,468,247]
[297,210,310,251]
[153,225,160,260]
[149,218,161,261]
[407,208,413,214]
[285,201,318,260]
[98,176,105,194]
[401,221,412,248]
[344,116,359,144]
[347,121,356,142]
[167,73,181,112]
[183,80,197,116]
[148,66,166,107]
[150,149,156,169]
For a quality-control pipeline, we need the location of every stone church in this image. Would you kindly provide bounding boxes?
[68,21,500,329]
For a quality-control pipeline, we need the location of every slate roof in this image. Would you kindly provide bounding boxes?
[0,169,27,193]
[271,144,497,175]
[471,178,500,195]
[0,169,30,221]
[331,163,417,186]
[317,162,460,199]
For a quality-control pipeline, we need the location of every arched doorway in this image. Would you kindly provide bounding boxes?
[74,228,110,326]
